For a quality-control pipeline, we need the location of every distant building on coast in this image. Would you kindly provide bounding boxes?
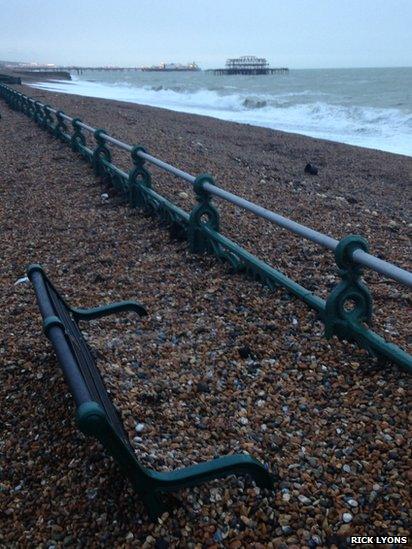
[210,56,288,75]
[141,62,201,72]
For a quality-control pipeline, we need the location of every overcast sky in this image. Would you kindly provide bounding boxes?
[1,0,411,69]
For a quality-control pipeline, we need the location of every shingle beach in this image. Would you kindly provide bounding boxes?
[0,83,411,547]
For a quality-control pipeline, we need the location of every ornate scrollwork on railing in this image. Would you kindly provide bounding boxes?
[70,118,86,153]
[43,105,54,133]
[325,235,373,343]
[188,174,220,254]
[128,146,152,209]
[54,111,69,142]
[33,101,44,125]
[92,128,112,177]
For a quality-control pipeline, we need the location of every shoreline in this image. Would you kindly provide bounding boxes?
[17,79,412,159]
[25,73,412,157]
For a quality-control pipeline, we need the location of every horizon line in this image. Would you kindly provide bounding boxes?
[1,60,412,71]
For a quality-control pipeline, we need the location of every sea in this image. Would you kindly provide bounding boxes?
[30,67,412,157]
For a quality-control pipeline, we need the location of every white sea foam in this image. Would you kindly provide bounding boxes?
[29,78,412,156]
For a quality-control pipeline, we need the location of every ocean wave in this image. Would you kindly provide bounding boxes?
[242,98,268,109]
[29,79,412,156]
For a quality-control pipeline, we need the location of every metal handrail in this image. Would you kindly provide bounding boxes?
[74,122,196,181]
[60,112,73,122]
[102,133,133,152]
[77,121,95,132]
[138,150,196,183]
[202,183,412,288]
[90,132,411,288]
[53,117,410,287]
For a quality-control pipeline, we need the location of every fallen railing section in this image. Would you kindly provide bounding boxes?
[1,83,411,372]
[28,264,274,520]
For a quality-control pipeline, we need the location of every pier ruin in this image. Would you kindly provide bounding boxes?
[211,56,288,75]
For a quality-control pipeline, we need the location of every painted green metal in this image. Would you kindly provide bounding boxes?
[70,118,86,153]
[28,265,275,519]
[34,101,44,125]
[54,110,69,142]
[128,145,189,239]
[1,83,410,373]
[129,145,152,208]
[42,105,53,132]
[71,301,147,321]
[142,186,190,240]
[202,224,326,311]
[77,401,274,520]
[325,235,373,341]
[189,174,220,253]
[92,128,112,176]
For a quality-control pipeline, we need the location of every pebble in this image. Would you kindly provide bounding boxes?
[338,524,352,535]
[135,423,145,432]
[14,276,29,285]
[213,530,224,542]
[342,513,353,523]
[304,163,318,175]
[310,535,322,546]
[196,381,210,393]
[238,345,252,358]
[347,498,358,508]
[298,495,311,505]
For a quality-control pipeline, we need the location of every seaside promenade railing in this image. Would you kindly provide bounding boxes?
[1,83,411,373]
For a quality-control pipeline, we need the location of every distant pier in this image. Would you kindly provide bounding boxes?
[10,66,141,75]
[210,56,289,75]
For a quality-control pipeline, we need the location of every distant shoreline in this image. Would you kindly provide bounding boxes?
[1,69,72,82]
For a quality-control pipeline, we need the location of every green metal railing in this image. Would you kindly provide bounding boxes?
[1,83,411,373]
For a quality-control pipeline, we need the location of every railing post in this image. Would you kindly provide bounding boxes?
[16,93,24,112]
[9,87,16,109]
[128,146,152,208]
[188,174,220,254]
[92,129,111,176]
[27,99,36,119]
[33,101,44,126]
[324,234,373,343]
[43,105,54,132]
[54,111,68,141]
[70,118,86,153]
[20,94,27,115]
[13,92,21,112]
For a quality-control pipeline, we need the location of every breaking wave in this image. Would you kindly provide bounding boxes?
[30,78,412,156]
